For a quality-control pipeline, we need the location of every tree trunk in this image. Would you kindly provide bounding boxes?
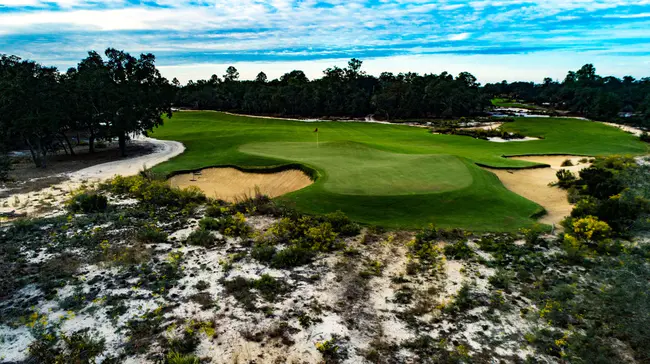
[119,132,127,157]
[25,138,41,168]
[61,133,75,156]
[89,132,95,154]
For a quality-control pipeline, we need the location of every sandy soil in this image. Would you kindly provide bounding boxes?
[169,167,313,202]
[487,156,591,227]
[600,122,646,136]
[0,136,184,217]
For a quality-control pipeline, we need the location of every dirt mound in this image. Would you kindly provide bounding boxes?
[169,167,313,202]
[487,156,591,226]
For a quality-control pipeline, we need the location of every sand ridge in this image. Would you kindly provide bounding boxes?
[487,156,591,227]
[169,167,313,202]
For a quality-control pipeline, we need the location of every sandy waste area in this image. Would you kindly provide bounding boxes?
[487,156,591,226]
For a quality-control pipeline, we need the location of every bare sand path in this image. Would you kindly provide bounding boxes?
[0,136,184,217]
[169,167,313,202]
[486,156,591,227]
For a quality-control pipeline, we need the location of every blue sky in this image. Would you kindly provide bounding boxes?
[1,0,649,83]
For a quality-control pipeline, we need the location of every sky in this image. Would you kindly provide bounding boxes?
[1,0,649,84]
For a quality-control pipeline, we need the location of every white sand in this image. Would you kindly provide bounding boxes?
[0,136,184,217]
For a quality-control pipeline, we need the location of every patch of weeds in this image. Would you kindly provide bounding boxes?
[221,274,289,311]
[561,159,574,167]
[194,280,209,291]
[489,268,515,292]
[359,259,382,278]
[251,243,277,263]
[201,213,251,237]
[189,292,216,309]
[124,307,166,355]
[28,329,107,364]
[205,203,230,218]
[66,192,109,213]
[315,335,348,363]
[99,240,152,266]
[186,229,216,247]
[271,246,316,269]
[443,240,475,260]
[136,226,168,244]
[166,351,200,364]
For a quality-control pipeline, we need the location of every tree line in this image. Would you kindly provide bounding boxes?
[485,64,650,127]
[174,59,490,120]
[0,49,174,168]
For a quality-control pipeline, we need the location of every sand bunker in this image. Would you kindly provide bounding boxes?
[487,156,591,226]
[169,167,313,202]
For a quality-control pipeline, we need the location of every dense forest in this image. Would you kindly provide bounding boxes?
[485,64,650,127]
[174,59,490,120]
[2,52,650,170]
[174,60,650,128]
[0,49,174,167]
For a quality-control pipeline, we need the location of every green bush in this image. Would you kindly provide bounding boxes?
[186,229,216,247]
[641,132,650,143]
[520,224,547,246]
[135,227,168,244]
[102,175,206,208]
[443,240,475,260]
[66,193,108,213]
[271,246,316,268]
[555,169,576,189]
[561,159,574,167]
[205,204,229,218]
[251,244,277,263]
[323,210,361,237]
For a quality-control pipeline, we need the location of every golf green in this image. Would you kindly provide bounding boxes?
[151,111,648,231]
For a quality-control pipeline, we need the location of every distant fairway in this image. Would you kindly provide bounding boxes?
[151,111,648,231]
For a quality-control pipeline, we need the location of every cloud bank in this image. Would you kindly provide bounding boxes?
[1,0,649,82]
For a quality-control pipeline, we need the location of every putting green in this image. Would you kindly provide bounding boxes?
[151,111,648,231]
[240,141,473,195]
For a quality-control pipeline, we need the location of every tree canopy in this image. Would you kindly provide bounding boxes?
[174,59,490,120]
[0,49,174,167]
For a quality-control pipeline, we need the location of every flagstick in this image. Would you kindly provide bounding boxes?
[317,131,319,148]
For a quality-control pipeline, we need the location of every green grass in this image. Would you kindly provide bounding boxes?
[491,98,543,110]
[151,111,647,231]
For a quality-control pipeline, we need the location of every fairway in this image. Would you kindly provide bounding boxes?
[151,111,648,231]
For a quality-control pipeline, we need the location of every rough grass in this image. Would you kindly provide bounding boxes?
[150,111,648,231]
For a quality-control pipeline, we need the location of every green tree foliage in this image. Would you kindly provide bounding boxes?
[175,59,490,118]
[0,49,174,166]
[485,64,650,127]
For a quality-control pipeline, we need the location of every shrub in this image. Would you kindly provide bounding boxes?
[136,226,168,244]
[198,217,221,231]
[571,197,599,218]
[520,224,547,246]
[304,222,339,251]
[102,175,206,208]
[323,210,361,237]
[561,159,574,167]
[571,215,612,243]
[66,193,108,213]
[186,229,216,247]
[251,244,277,263]
[641,132,650,143]
[271,246,316,268]
[443,240,475,260]
[166,351,200,364]
[555,169,576,189]
[205,204,229,218]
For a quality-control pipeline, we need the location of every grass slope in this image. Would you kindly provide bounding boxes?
[151,111,647,231]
